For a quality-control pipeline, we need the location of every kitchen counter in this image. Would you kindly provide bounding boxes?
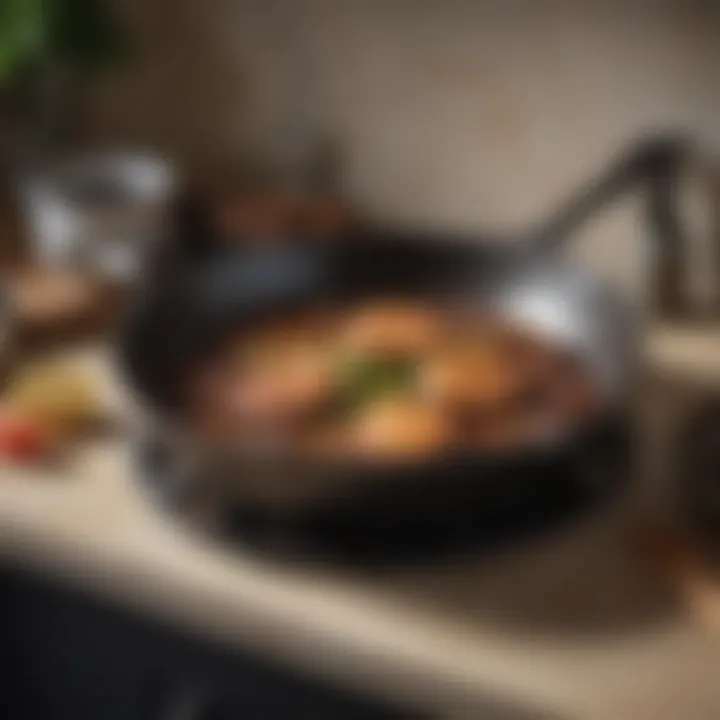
[2,328,720,720]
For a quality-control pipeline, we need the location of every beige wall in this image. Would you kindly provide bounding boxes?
[91,0,720,295]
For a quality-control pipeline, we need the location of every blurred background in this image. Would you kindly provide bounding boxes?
[85,0,720,285]
[2,1,720,283]
[3,2,720,719]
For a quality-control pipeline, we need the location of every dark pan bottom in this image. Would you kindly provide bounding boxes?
[137,421,632,569]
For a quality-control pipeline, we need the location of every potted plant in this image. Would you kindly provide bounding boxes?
[0,0,126,170]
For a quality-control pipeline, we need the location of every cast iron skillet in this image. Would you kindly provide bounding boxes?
[120,136,688,561]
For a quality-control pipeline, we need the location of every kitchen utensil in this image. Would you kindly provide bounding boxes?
[120,136,690,562]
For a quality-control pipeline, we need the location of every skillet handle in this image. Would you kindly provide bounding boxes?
[530,134,690,318]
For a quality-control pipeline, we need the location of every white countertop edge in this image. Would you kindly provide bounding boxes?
[3,327,720,718]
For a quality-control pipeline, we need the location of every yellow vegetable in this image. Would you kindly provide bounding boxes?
[6,361,100,436]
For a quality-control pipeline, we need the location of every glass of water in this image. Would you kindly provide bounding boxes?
[21,151,177,282]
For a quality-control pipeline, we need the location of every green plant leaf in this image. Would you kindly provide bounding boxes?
[0,0,46,82]
[0,0,127,85]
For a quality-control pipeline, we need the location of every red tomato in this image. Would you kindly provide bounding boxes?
[0,414,48,462]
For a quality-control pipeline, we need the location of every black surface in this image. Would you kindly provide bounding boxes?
[678,400,720,544]
[0,567,421,720]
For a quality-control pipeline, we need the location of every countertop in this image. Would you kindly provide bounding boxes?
[2,327,720,720]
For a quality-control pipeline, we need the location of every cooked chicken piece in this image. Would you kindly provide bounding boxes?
[340,302,442,358]
[229,346,335,423]
[347,398,452,460]
[192,331,335,433]
[420,339,523,410]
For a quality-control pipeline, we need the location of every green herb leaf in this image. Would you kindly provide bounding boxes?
[337,356,416,411]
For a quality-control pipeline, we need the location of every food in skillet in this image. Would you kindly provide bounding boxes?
[420,336,524,410]
[347,398,453,460]
[188,301,600,462]
[340,302,442,358]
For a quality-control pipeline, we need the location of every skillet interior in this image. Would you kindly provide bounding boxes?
[122,231,504,412]
[122,228,631,430]
[122,232,633,562]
